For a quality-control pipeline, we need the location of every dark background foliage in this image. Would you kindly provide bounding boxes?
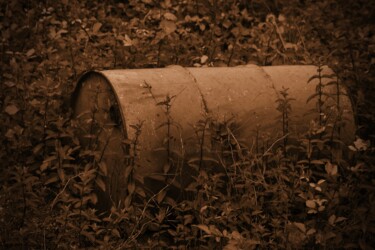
[0,0,374,249]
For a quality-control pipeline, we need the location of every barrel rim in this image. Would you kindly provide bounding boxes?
[71,70,129,139]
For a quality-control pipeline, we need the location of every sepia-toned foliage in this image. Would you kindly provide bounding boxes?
[1,0,374,249]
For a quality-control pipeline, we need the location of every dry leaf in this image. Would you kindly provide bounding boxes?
[160,20,176,35]
[123,34,133,46]
[5,104,19,115]
[195,224,211,235]
[164,12,177,21]
[293,222,306,233]
[95,177,106,192]
[92,22,102,33]
[306,200,316,209]
[328,214,336,225]
[325,162,338,176]
[26,48,35,58]
[98,162,108,176]
[4,81,16,87]
[128,180,135,195]
[157,189,167,203]
[200,55,209,64]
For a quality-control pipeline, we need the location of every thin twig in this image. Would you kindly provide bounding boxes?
[262,133,290,157]
[50,172,84,210]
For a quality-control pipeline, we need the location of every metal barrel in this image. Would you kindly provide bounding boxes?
[72,65,355,207]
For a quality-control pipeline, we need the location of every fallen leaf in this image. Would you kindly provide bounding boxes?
[128,180,135,195]
[112,228,120,238]
[160,20,176,35]
[4,81,16,87]
[293,222,306,233]
[92,22,102,33]
[95,177,106,192]
[123,34,133,46]
[40,161,49,172]
[278,14,286,22]
[317,179,326,185]
[200,55,209,64]
[33,143,44,155]
[58,168,65,182]
[98,162,108,176]
[164,12,177,21]
[328,214,336,225]
[5,129,15,139]
[353,137,370,151]
[195,224,211,235]
[200,205,208,213]
[90,193,98,204]
[335,217,347,223]
[45,175,59,185]
[306,228,316,235]
[5,104,19,115]
[231,230,242,240]
[26,48,35,58]
[325,162,338,176]
[306,200,316,209]
[157,189,166,203]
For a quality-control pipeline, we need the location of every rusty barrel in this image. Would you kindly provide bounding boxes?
[72,65,355,207]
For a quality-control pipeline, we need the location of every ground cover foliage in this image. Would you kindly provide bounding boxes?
[1,0,374,249]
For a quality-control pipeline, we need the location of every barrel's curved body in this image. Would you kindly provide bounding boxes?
[72,65,355,206]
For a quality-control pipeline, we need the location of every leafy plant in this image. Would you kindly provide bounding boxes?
[1,0,374,249]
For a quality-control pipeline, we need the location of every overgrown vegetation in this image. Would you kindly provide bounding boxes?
[1,0,374,249]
